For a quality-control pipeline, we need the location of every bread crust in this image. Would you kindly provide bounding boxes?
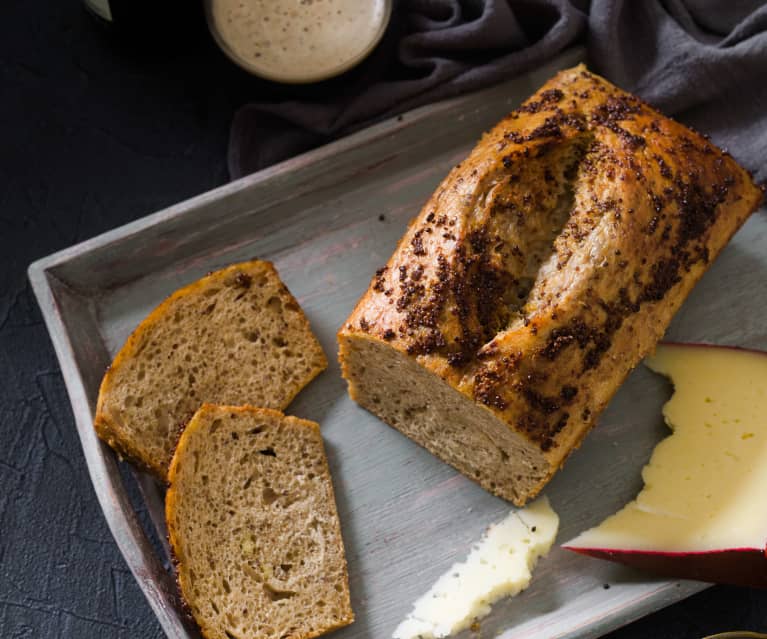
[94,260,327,480]
[339,65,764,503]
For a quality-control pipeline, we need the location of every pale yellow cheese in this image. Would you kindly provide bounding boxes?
[393,497,558,639]
[567,344,767,553]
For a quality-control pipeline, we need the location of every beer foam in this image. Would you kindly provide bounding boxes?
[211,0,388,81]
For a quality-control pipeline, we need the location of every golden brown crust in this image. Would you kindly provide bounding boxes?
[339,64,763,487]
[94,408,166,478]
[94,260,328,480]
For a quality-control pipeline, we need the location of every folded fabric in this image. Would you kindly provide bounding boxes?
[228,0,767,185]
[589,0,767,183]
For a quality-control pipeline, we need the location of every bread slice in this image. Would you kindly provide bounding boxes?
[166,404,354,639]
[95,260,327,479]
[338,65,764,506]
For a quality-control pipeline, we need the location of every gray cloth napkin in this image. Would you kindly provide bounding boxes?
[228,0,767,184]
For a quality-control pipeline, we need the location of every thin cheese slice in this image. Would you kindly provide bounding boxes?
[393,497,559,639]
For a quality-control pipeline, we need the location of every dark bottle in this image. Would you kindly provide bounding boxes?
[82,0,203,45]
[82,0,113,23]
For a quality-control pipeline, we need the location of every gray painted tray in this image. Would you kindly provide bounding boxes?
[28,47,767,639]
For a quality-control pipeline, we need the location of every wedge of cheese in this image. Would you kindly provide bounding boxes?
[393,497,558,639]
[565,343,767,587]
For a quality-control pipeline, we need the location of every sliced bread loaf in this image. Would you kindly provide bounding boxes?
[338,66,763,506]
[95,260,327,479]
[166,404,354,639]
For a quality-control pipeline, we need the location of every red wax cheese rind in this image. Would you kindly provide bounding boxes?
[566,546,767,589]
[564,342,767,588]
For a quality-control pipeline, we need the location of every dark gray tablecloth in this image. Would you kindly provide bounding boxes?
[229,0,767,183]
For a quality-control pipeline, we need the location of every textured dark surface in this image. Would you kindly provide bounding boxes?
[2,2,767,638]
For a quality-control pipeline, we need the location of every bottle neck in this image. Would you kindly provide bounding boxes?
[81,0,207,52]
[83,0,113,22]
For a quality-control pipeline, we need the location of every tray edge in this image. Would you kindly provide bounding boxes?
[27,262,195,639]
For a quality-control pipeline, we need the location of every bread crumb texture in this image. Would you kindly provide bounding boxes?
[94,260,327,479]
[166,404,354,639]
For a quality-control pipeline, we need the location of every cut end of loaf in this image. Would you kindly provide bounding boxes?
[338,333,551,506]
[166,404,354,639]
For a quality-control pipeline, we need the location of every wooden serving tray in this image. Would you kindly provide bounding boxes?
[28,47,767,638]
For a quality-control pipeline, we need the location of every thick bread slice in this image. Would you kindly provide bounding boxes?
[95,260,327,479]
[338,64,764,506]
[166,404,354,639]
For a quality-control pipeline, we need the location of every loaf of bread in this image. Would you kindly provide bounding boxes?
[95,260,327,479]
[166,404,354,639]
[338,65,763,506]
